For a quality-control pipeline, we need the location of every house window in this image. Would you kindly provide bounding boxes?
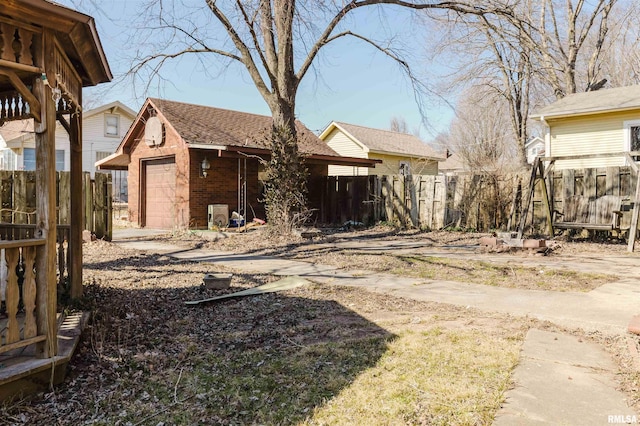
[105,114,120,137]
[631,126,640,152]
[624,120,640,162]
[23,148,65,170]
[1,149,16,170]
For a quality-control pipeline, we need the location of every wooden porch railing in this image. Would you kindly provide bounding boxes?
[0,238,46,355]
[0,224,69,357]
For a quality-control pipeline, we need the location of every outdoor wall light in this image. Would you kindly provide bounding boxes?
[201,158,211,178]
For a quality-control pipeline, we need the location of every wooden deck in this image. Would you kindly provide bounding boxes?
[0,311,89,401]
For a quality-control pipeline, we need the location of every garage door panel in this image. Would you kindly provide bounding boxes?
[145,158,176,229]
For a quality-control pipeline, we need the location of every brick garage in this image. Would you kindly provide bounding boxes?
[98,98,375,229]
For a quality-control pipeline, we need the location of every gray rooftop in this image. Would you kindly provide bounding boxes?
[531,85,640,119]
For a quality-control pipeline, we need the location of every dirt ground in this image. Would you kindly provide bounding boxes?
[1,226,638,424]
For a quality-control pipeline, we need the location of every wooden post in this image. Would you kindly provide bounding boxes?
[106,173,113,241]
[84,172,93,233]
[537,160,554,237]
[94,173,106,239]
[627,171,640,252]
[517,158,540,239]
[33,29,57,358]
[70,103,83,298]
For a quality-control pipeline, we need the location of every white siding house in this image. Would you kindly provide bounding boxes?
[525,136,545,164]
[530,85,640,170]
[0,101,136,200]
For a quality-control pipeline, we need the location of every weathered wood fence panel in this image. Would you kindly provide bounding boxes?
[316,167,635,234]
[527,166,635,234]
[0,171,112,238]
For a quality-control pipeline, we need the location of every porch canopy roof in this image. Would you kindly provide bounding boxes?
[0,0,112,95]
[98,98,380,170]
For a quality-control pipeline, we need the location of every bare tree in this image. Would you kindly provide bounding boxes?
[390,116,410,133]
[444,88,519,174]
[425,0,620,166]
[123,1,515,230]
[597,2,640,87]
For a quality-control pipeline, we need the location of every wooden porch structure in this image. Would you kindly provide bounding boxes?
[0,0,111,400]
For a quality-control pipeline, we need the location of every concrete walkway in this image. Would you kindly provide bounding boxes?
[113,235,640,424]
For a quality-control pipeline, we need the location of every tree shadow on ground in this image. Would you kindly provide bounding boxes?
[10,253,396,424]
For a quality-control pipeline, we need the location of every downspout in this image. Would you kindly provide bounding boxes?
[540,115,550,161]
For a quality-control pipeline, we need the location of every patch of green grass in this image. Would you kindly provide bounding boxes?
[91,327,521,425]
[302,328,520,425]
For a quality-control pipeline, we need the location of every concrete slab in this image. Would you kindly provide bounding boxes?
[495,329,637,425]
[112,228,170,241]
[112,240,640,335]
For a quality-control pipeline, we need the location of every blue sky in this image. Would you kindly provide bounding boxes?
[65,1,454,139]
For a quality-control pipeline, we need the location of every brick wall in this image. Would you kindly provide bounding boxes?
[188,151,264,228]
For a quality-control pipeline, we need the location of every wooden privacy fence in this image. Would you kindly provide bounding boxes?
[0,171,112,310]
[0,170,112,239]
[314,167,637,235]
[313,174,521,231]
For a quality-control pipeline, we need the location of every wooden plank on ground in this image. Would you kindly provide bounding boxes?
[186,276,310,305]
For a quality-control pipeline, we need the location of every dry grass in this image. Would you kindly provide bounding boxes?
[161,227,616,292]
[0,239,528,425]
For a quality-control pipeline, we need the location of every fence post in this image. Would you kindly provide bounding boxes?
[106,173,113,241]
[433,176,446,229]
[94,173,107,239]
[83,172,93,233]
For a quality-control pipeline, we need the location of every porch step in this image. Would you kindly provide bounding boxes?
[0,311,89,401]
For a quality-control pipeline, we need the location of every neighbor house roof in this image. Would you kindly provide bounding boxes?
[530,85,640,120]
[83,101,137,119]
[320,121,444,160]
[0,120,34,146]
[438,152,465,173]
[98,98,379,170]
[525,136,544,149]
